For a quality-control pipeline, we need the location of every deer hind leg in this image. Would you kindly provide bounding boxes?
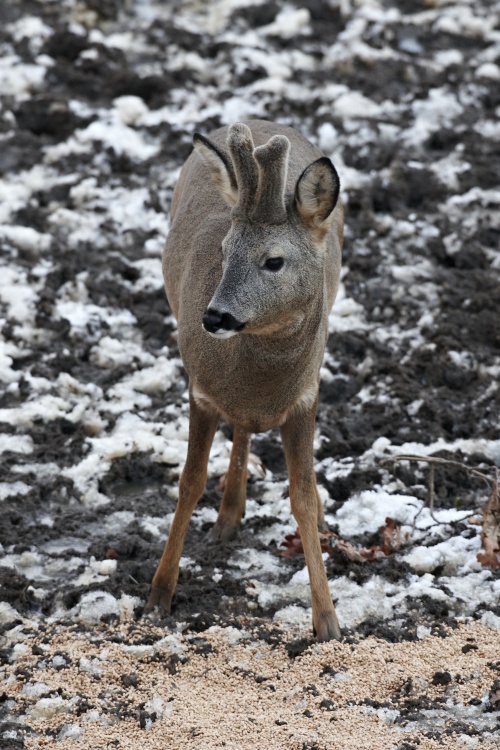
[280,401,341,642]
[144,393,219,615]
[209,425,251,542]
[316,486,328,531]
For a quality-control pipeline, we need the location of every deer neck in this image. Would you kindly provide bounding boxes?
[242,283,326,373]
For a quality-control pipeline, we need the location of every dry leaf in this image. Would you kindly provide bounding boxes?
[381,517,403,555]
[336,537,385,562]
[467,515,484,526]
[279,531,306,558]
[278,518,403,562]
[477,480,500,570]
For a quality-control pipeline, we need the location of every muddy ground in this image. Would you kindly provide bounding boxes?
[0,0,499,748]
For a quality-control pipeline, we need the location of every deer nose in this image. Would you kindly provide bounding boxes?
[203,307,245,334]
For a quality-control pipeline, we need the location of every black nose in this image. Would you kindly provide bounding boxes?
[203,307,245,333]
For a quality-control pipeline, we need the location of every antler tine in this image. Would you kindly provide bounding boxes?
[252,135,290,225]
[227,123,259,219]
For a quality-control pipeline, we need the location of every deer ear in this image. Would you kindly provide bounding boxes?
[295,157,340,232]
[193,133,238,206]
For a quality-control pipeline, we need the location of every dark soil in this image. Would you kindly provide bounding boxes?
[0,2,498,719]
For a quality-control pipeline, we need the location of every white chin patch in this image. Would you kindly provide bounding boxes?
[205,328,238,339]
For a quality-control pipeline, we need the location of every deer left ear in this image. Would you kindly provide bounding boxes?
[193,133,238,207]
[295,157,340,232]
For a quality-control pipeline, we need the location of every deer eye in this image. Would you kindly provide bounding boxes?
[264,257,284,271]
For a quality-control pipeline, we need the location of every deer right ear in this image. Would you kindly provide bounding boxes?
[193,133,238,207]
[295,157,340,235]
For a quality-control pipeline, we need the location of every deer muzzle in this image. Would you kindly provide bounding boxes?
[202,307,246,338]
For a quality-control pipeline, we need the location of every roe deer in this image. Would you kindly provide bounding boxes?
[145,120,344,641]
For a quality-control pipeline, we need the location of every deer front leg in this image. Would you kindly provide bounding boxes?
[280,400,341,642]
[144,394,219,615]
[209,425,251,542]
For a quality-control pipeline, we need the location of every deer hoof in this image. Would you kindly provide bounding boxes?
[314,612,341,642]
[143,586,173,616]
[208,519,240,542]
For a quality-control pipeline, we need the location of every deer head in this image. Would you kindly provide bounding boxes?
[193,123,340,339]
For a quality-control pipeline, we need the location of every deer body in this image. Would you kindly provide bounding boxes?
[146,120,344,641]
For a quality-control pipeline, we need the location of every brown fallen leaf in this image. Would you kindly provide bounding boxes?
[467,515,484,526]
[278,518,403,562]
[381,517,403,555]
[477,480,500,570]
[336,536,386,562]
[278,530,307,558]
[279,530,336,558]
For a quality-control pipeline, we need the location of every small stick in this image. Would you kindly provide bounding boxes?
[381,454,493,531]
[381,454,493,489]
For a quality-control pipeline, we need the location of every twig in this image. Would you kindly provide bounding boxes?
[381,454,493,489]
[428,462,437,522]
[381,453,494,531]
